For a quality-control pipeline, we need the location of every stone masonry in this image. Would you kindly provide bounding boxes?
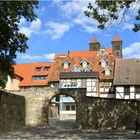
[0,90,25,131]
[9,87,140,130]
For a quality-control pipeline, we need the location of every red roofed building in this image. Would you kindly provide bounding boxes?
[5,35,122,98]
[5,62,54,90]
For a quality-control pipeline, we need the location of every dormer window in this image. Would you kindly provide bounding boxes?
[44,67,49,72]
[83,65,92,72]
[99,58,108,68]
[35,67,41,72]
[103,67,111,76]
[62,60,70,69]
[71,65,81,72]
[32,75,47,80]
[81,59,88,69]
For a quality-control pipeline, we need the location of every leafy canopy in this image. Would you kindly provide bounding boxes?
[84,0,140,32]
[0,1,38,88]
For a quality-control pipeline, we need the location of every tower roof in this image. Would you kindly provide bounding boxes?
[90,37,99,44]
[112,35,122,42]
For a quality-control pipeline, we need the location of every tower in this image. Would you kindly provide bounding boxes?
[112,35,122,58]
[89,37,100,51]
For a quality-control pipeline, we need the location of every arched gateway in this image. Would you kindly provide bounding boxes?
[41,88,86,127]
[11,87,139,130]
[11,88,87,128]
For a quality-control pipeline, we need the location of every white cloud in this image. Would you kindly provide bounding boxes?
[122,23,133,30]
[52,0,63,5]
[123,42,140,58]
[45,21,70,39]
[30,18,41,31]
[57,0,93,17]
[44,53,55,61]
[20,18,42,37]
[20,54,42,60]
[19,53,55,61]
[36,6,46,16]
[73,15,99,33]
[53,0,98,34]
[19,17,26,26]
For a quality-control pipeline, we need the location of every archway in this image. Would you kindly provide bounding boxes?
[48,93,77,129]
[41,88,86,128]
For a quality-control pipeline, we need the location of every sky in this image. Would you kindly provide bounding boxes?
[17,0,140,63]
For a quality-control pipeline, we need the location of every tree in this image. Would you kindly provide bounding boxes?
[84,0,140,32]
[0,1,38,88]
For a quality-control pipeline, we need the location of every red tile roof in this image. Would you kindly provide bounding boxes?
[90,37,99,44]
[54,49,112,59]
[50,48,115,82]
[14,62,54,87]
[112,35,122,42]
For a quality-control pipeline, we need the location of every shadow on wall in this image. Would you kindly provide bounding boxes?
[0,91,25,132]
[40,88,139,130]
[77,97,140,130]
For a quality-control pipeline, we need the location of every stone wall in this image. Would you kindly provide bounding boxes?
[77,96,140,130]
[0,91,25,131]
[9,87,140,130]
[9,87,58,126]
[59,88,140,130]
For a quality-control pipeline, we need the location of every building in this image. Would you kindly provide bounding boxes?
[5,35,140,120]
[49,36,121,98]
[5,62,54,90]
[114,59,140,99]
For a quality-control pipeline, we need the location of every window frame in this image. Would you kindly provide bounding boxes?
[124,86,130,95]
[44,67,49,72]
[35,67,41,72]
[135,86,140,94]
[63,60,69,69]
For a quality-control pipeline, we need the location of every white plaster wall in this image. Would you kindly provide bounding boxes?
[136,94,140,99]
[86,92,97,97]
[5,76,21,91]
[124,95,130,99]
[130,86,135,92]
[105,88,109,92]
[100,94,108,98]
[100,94,115,98]
[60,111,76,114]
[116,86,124,92]
[100,88,104,92]
[130,93,135,99]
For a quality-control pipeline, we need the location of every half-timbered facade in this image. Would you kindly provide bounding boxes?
[49,37,117,98]
[114,59,140,99]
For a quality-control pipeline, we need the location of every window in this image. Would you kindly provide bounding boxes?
[72,105,76,111]
[70,79,77,87]
[83,65,92,72]
[44,67,49,71]
[81,60,88,69]
[124,86,130,95]
[105,68,111,76]
[63,61,69,69]
[35,67,41,72]
[101,60,106,68]
[100,82,104,88]
[105,82,110,88]
[66,105,70,111]
[71,66,81,72]
[32,75,47,81]
[100,59,108,68]
[135,86,140,94]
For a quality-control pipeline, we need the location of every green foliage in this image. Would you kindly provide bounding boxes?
[84,0,140,32]
[0,1,38,88]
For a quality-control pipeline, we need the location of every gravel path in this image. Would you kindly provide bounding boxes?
[0,120,140,139]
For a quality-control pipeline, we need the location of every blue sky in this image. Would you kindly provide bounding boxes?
[17,0,140,63]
